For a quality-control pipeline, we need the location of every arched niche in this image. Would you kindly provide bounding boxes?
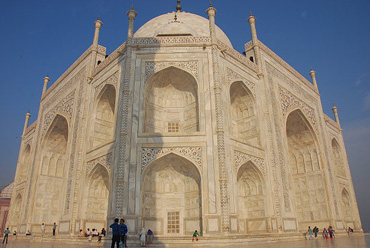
[84,164,109,231]
[341,188,352,221]
[33,114,68,224]
[12,194,23,227]
[230,81,260,146]
[19,145,31,182]
[236,161,265,233]
[142,153,202,236]
[286,110,329,229]
[90,84,116,149]
[144,67,199,134]
[332,139,346,178]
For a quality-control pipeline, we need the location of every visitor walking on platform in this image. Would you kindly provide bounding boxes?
[120,219,128,248]
[41,223,45,237]
[2,228,10,244]
[147,229,154,244]
[52,222,57,236]
[110,218,121,248]
[323,228,328,239]
[192,230,200,241]
[140,228,146,247]
[313,226,319,238]
[307,226,313,240]
[347,226,354,236]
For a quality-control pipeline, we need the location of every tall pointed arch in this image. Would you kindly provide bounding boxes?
[229,81,260,146]
[286,109,330,230]
[144,67,199,133]
[83,163,110,230]
[90,84,116,149]
[341,188,352,221]
[142,153,202,235]
[332,138,346,178]
[33,114,68,224]
[19,144,31,182]
[236,161,266,233]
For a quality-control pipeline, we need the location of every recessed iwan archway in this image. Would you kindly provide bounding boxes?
[144,67,199,133]
[286,110,329,230]
[230,81,260,146]
[90,84,116,149]
[142,153,202,235]
[83,164,109,231]
[236,161,266,233]
[34,114,68,224]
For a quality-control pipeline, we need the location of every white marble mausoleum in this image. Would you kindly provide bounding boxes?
[7,2,362,237]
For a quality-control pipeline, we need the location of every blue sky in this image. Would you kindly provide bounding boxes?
[0,0,369,232]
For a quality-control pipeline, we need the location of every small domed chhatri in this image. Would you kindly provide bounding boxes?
[7,1,362,241]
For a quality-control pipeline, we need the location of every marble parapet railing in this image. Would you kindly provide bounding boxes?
[92,42,126,77]
[92,36,261,77]
[257,40,316,92]
[42,44,105,100]
[23,120,37,137]
[324,114,341,131]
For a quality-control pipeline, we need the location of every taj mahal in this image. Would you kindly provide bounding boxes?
[7,1,362,238]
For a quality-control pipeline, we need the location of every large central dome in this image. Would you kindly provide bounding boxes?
[134,11,233,48]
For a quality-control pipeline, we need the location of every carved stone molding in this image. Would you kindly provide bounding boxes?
[141,147,202,172]
[95,71,119,96]
[279,86,318,132]
[86,153,112,176]
[131,36,211,46]
[234,150,265,176]
[227,68,256,98]
[41,90,75,138]
[145,61,198,82]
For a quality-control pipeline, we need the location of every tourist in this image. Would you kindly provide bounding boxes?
[41,223,45,237]
[110,218,121,248]
[86,228,91,237]
[101,227,106,236]
[52,222,57,236]
[347,226,353,236]
[323,228,328,239]
[307,226,313,240]
[313,226,319,238]
[120,219,128,248]
[92,228,99,237]
[328,226,334,239]
[26,230,31,236]
[79,229,84,237]
[12,230,17,236]
[147,229,154,244]
[140,228,146,247]
[192,230,200,242]
[2,228,10,244]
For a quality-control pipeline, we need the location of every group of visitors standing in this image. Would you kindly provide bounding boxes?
[306,225,342,240]
[110,218,128,248]
[110,218,155,248]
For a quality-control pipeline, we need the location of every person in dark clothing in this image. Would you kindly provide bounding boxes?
[110,218,121,248]
[120,219,128,248]
[313,226,319,238]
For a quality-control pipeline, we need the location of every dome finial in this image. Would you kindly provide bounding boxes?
[176,0,182,12]
[210,1,213,7]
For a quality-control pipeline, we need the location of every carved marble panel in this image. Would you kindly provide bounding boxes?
[279,86,318,132]
[141,147,202,172]
[145,61,198,82]
[86,153,112,176]
[95,71,119,96]
[234,150,265,176]
[227,68,256,98]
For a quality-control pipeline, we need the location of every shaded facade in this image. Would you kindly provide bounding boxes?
[7,3,362,237]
